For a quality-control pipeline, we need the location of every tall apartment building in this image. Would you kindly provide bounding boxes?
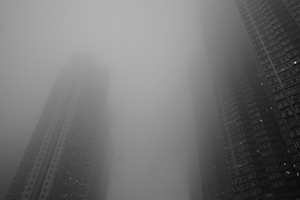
[211,39,300,200]
[234,0,300,199]
[195,0,300,199]
[5,53,111,200]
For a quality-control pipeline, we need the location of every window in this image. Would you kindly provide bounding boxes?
[272,180,285,189]
[269,172,282,180]
[290,127,300,138]
[264,156,276,165]
[254,123,264,131]
[284,77,300,87]
[259,142,271,150]
[262,148,273,157]
[266,164,279,172]
[255,130,267,137]
[277,100,289,109]
[274,92,285,100]
[295,141,300,149]
[281,108,293,118]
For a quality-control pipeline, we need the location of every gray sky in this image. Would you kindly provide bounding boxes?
[0,0,208,199]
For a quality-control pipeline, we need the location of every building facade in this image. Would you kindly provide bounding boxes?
[5,53,111,200]
[234,0,300,199]
[210,40,300,200]
[194,0,300,199]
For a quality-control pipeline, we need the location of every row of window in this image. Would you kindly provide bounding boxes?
[226,114,242,125]
[249,106,259,114]
[278,99,289,109]
[270,83,283,93]
[286,1,300,12]
[280,67,299,80]
[237,164,255,176]
[235,151,251,161]
[264,156,277,165]
[289,127,300,138]
[274,91,285,100]
[272,179,285,189]
[252,117,263,125]
[281,108,295,118]
[232,180,259,193]
[266,163,279,172]
[234,188,261,200]
[254,129,268,137]
[259,142,271,150]
[231,171,257,185]
[253,123,265,131]
[225,137,248,150]
[250,112,261,120]
[287,84,300,95]
[284,0,300,7]
[237,157,253,169]
[261,148,274,157]
[229,131,246,143]
[284,76,300,87]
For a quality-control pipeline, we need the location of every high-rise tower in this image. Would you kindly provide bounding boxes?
[193,0,300,199]
[234,0,300,198]
[5,53,111,200]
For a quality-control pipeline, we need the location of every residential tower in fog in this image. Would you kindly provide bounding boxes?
[5,54,111,200]
[196,0,300,199]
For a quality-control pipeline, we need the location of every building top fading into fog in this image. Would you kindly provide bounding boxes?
[5,53,112,200]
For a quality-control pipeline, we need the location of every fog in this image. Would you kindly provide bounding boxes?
[0,0,216,199]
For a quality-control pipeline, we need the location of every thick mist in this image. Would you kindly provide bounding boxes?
[0,0,211,199]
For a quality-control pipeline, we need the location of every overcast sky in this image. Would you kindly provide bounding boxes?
[0,0,212,199]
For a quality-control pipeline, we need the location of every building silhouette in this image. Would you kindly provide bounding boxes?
[234,0,300,199]
[192,0,300,199]
[5,53,111,200]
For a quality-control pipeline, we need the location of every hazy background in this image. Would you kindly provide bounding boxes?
[0,0,214,199]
